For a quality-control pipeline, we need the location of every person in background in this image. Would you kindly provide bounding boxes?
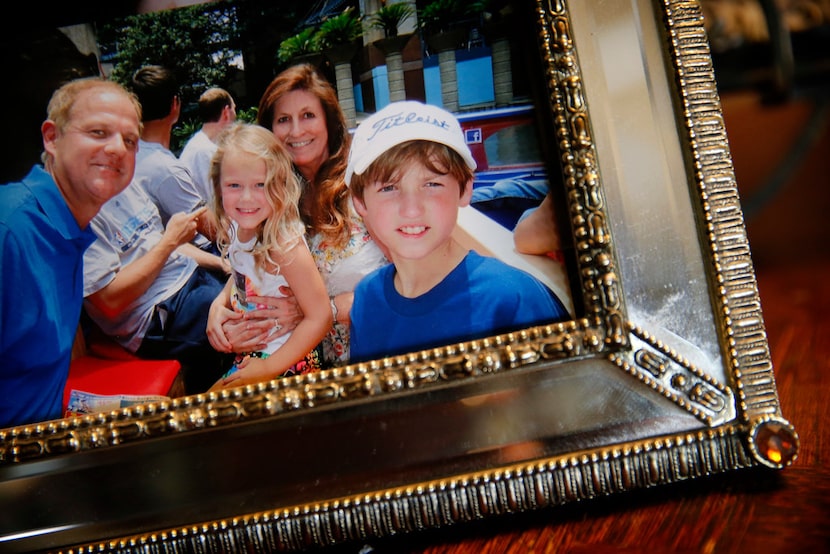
[345,101,570,362]
[179,87,236,205]
[207,63,387,368]
[207,124,331,391]
[0,78,142,428]
[130,65,221,259]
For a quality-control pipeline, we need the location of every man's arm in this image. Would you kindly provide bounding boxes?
[86,209,203,318]
[178,242,229,274]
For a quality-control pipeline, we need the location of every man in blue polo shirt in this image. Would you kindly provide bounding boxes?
[0,78,142,428]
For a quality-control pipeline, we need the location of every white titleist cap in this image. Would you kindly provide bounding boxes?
[345,100,477,185]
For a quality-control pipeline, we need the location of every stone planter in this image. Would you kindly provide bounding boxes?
[323,41,360,65]
[289,52,324,67]
[425,28,466,53]
[424,29,466,112]
[372,33,414,56]
[483,19,515,106]
[323,41,360,128]
[483,19,511,42]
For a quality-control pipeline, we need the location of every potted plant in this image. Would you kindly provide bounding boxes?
[277,27,323,65]
[419,0,459,36]
[370,1,416,55]
[316,6,363,54]
[418,0,484,52]
[369,1,415,38]
[316,7,363,126]
[480,0,514,40]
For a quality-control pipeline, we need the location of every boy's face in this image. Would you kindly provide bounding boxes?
[353,157,473,263]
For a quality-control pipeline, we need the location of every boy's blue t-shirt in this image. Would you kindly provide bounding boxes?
[350,251,569,362]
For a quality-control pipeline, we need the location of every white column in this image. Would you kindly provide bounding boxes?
[386,50,406,102]
[438,49,459,112]
[491,37,513,106]
[334,61,357,128]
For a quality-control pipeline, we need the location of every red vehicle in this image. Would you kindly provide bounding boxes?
[456,103,545,173]
[457,104,549,230]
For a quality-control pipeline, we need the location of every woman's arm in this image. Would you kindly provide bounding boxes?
[218,289,303,353]
[330,291,354,325]
[512,195,561,256]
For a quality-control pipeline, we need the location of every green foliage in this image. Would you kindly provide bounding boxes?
[100,3,241,107]
[277,27,322,63]
[316,7,363,49]
[95,0,328,151]
[417,0,485,35]
[369,2,415,38]
[170,117,201,154]
[236,106,259,124]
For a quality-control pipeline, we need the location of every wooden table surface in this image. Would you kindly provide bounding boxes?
[325,260,830,554]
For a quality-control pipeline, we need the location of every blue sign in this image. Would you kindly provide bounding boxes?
[465,128,482,144]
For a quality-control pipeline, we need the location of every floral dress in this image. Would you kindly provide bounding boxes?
[307,207,387,367]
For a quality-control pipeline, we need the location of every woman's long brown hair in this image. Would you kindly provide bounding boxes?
[257,64,353,248]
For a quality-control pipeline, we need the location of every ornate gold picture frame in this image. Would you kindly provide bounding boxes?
[0,0,799,551]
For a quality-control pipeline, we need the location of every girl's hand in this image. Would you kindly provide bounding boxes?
[207,357,277,391]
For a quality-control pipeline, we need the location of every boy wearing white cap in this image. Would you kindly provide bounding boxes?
[346,101,569,362]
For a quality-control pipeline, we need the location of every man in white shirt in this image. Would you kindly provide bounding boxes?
[179,87,236,203]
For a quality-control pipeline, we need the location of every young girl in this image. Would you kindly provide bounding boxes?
[207,123,331,391]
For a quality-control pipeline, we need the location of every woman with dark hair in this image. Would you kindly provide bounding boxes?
[207,64,386,368]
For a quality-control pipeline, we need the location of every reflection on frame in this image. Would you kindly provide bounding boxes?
[0,0,797,552]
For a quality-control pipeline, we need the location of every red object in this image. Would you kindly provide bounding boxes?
[457,105,539,172]
[63,335,183,413]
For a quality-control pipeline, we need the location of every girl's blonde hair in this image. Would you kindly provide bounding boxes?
[211,123,304,271]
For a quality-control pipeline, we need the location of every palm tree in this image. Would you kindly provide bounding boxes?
[315,6,363,50]
[316,7,363,127]
[276,27,321,64]
[369,1,415,38]
[418,0,484,37]
[369,2,417,103]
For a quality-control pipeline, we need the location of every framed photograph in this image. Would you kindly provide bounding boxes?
[0,0,799,552]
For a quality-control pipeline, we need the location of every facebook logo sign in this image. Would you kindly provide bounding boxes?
[465,128,482,144]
